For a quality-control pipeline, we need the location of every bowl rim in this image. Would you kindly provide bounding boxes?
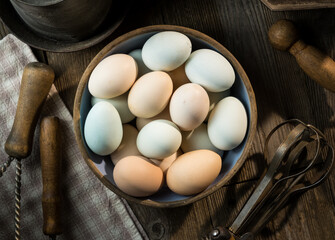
[73,25,257,208]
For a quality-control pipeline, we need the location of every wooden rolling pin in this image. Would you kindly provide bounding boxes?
[40,116,63,240]
[5,62,55,159]
[268,19,335,92]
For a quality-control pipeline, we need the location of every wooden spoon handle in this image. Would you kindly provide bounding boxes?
[268,19,335,92]
[5,62,55,159]
[40,116,62,236]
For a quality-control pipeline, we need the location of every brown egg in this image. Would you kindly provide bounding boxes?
[167,64,191,91]
[111,124,141,165]
[150,149,183,174]
[166,150,221,195]
[113,156,164,197]
[136,105,172,131]
[128,71,173,118]
[169,83,209,131]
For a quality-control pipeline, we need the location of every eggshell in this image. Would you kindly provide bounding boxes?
[88,54,138,98]
[91,91,135,123]
[136,106,171,131]
[128,49,151,77]
[208,97,247,150]
[84,102,123,155]
[185,49,235,92]
[181,124,223,155]
[205,89,230,121]
[167,64,191,91]
[150,149,183,174]
[113,156,163,197]
[137,120,182,159]
[142,31,192,71]
[169,83,209,131]
[111,124,141,165]
[128,71,173,118]
[167,150,221,195]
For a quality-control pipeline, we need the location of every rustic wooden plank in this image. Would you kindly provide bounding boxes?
[13,0,335,239]
[128,199,213,240]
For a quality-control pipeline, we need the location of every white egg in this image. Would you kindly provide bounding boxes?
[181,123,223,155]
[208,97,247,150]
[91,92,135,123]
[128,49,151,77]
[205,89,230,121]
[88,54,137,98]
[169,83,209,131]
[84,102,123,155]
[185,49,235,92]
[142,31,192,71]
[137,120,182,159]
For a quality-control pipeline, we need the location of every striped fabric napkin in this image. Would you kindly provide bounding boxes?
[0,34,148,240]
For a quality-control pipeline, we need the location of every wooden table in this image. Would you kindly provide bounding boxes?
[1,0,335,239]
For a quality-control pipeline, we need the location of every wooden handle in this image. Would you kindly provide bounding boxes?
[268,19,335,92]
[40,116,62,236]
[5,62,55,159]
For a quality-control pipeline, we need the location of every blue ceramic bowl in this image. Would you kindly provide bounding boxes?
[74,25,257,207]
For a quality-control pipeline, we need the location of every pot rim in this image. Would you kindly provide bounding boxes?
[13,0,63,7]
[73,25,258,208]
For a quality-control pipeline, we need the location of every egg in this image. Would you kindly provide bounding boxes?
[136,120,182,159]
[113,156,164,197]
[167,150,221,195]
[185,49,235,92]
[208,96,247,150]
[91,91,135,123]
[181,123,223,155]
[169,83,209,131]
[136,106,171,131]
[128,49,151,77]
[150,149,183,174]
[88,54,138,98]
[142,31,192,71]
[167,64,191,91]
[128,71,173,118]
[111,124,141,165]
[84,102,123,155]
[205,89,230,121]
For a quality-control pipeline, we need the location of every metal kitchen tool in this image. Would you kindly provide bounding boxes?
[0,62,54,240]
[205,119,334,240]
[268,19,335,92]
[0,0,130,52]
[10,0,112,42]
[40,116,63,240]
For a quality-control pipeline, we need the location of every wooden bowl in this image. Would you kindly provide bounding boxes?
[73,25,257,208]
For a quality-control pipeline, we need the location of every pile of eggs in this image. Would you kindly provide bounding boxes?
[85,31,248,197]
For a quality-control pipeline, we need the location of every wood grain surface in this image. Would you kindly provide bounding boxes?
[1,0,335,239]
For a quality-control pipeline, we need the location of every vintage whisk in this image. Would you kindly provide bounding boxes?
[206,119,334,240]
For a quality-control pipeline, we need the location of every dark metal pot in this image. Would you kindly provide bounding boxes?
[10,0,113,42]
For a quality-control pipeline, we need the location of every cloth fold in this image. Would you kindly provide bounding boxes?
[0,34,147,240]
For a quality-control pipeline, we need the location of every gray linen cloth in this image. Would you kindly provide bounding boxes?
[0,34,148,240]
